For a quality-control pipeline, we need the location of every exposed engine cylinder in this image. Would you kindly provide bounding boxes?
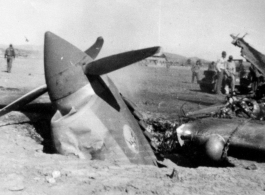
[205,134,225,162]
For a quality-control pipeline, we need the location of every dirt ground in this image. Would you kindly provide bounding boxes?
[0,58,264,195]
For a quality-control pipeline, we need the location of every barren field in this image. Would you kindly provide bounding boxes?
[0,58,264,195]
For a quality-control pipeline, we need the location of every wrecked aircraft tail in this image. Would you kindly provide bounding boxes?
[231,34,265,75]
[44,32,159,165]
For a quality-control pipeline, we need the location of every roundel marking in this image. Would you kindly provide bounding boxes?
[123,125,139,153]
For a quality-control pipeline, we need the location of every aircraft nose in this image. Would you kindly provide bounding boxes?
[44,31,92,101]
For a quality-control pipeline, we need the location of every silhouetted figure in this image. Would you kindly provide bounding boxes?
[208,61,216,71]
[191,60,202,83]
[199,63,217,93]
[215,51,227,94]
[225,55,236,93]
[4,44,16,73]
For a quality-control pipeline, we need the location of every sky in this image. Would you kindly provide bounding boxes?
[1,0,265,61]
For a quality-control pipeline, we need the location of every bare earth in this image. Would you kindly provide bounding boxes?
[0,58,264,195]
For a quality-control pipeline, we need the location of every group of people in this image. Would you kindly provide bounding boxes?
[4,44,16,73]
[215,51,236,95]
[191,51,236,95]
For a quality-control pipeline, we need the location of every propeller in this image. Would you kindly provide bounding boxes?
[84,36,104,59]
[0,85,48,117]
[231,33,248,45]
[242,33,248,39]
[83,46,161,75]
[230,33,240,39]
[230,34,240,45]
[0,32,161,117]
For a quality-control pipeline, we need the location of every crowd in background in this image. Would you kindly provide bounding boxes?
[190,51,262,95]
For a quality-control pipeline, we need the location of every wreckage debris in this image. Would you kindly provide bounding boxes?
[141,90,265,166]
[144,118,179,154]
[186,93,265,121]
[213,95,265,120]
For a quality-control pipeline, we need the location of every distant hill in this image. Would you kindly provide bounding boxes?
[164,52,187,65]
[163,52,211,66]
[0,44,43,59]
[189,57,211,66]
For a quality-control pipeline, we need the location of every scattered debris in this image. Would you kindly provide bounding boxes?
[52,170,61,179]
[46,177,56,184]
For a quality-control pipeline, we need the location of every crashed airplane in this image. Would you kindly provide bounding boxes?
[176,34,265,164]
[0,32,160,165]
[2,32,265,167]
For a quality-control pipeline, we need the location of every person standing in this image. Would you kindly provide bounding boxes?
[208,61,216,71]
[225,55,236,93]
[4,44,16,73]
[191,60,202,83]
[215,51,227,94]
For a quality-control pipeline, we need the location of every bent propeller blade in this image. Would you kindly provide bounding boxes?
[84,36,104,59]
[84,46,161,75]
[0,85,47,117]
[44,31,156,165]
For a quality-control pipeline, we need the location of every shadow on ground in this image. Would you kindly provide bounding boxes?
[21,103,56,154]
